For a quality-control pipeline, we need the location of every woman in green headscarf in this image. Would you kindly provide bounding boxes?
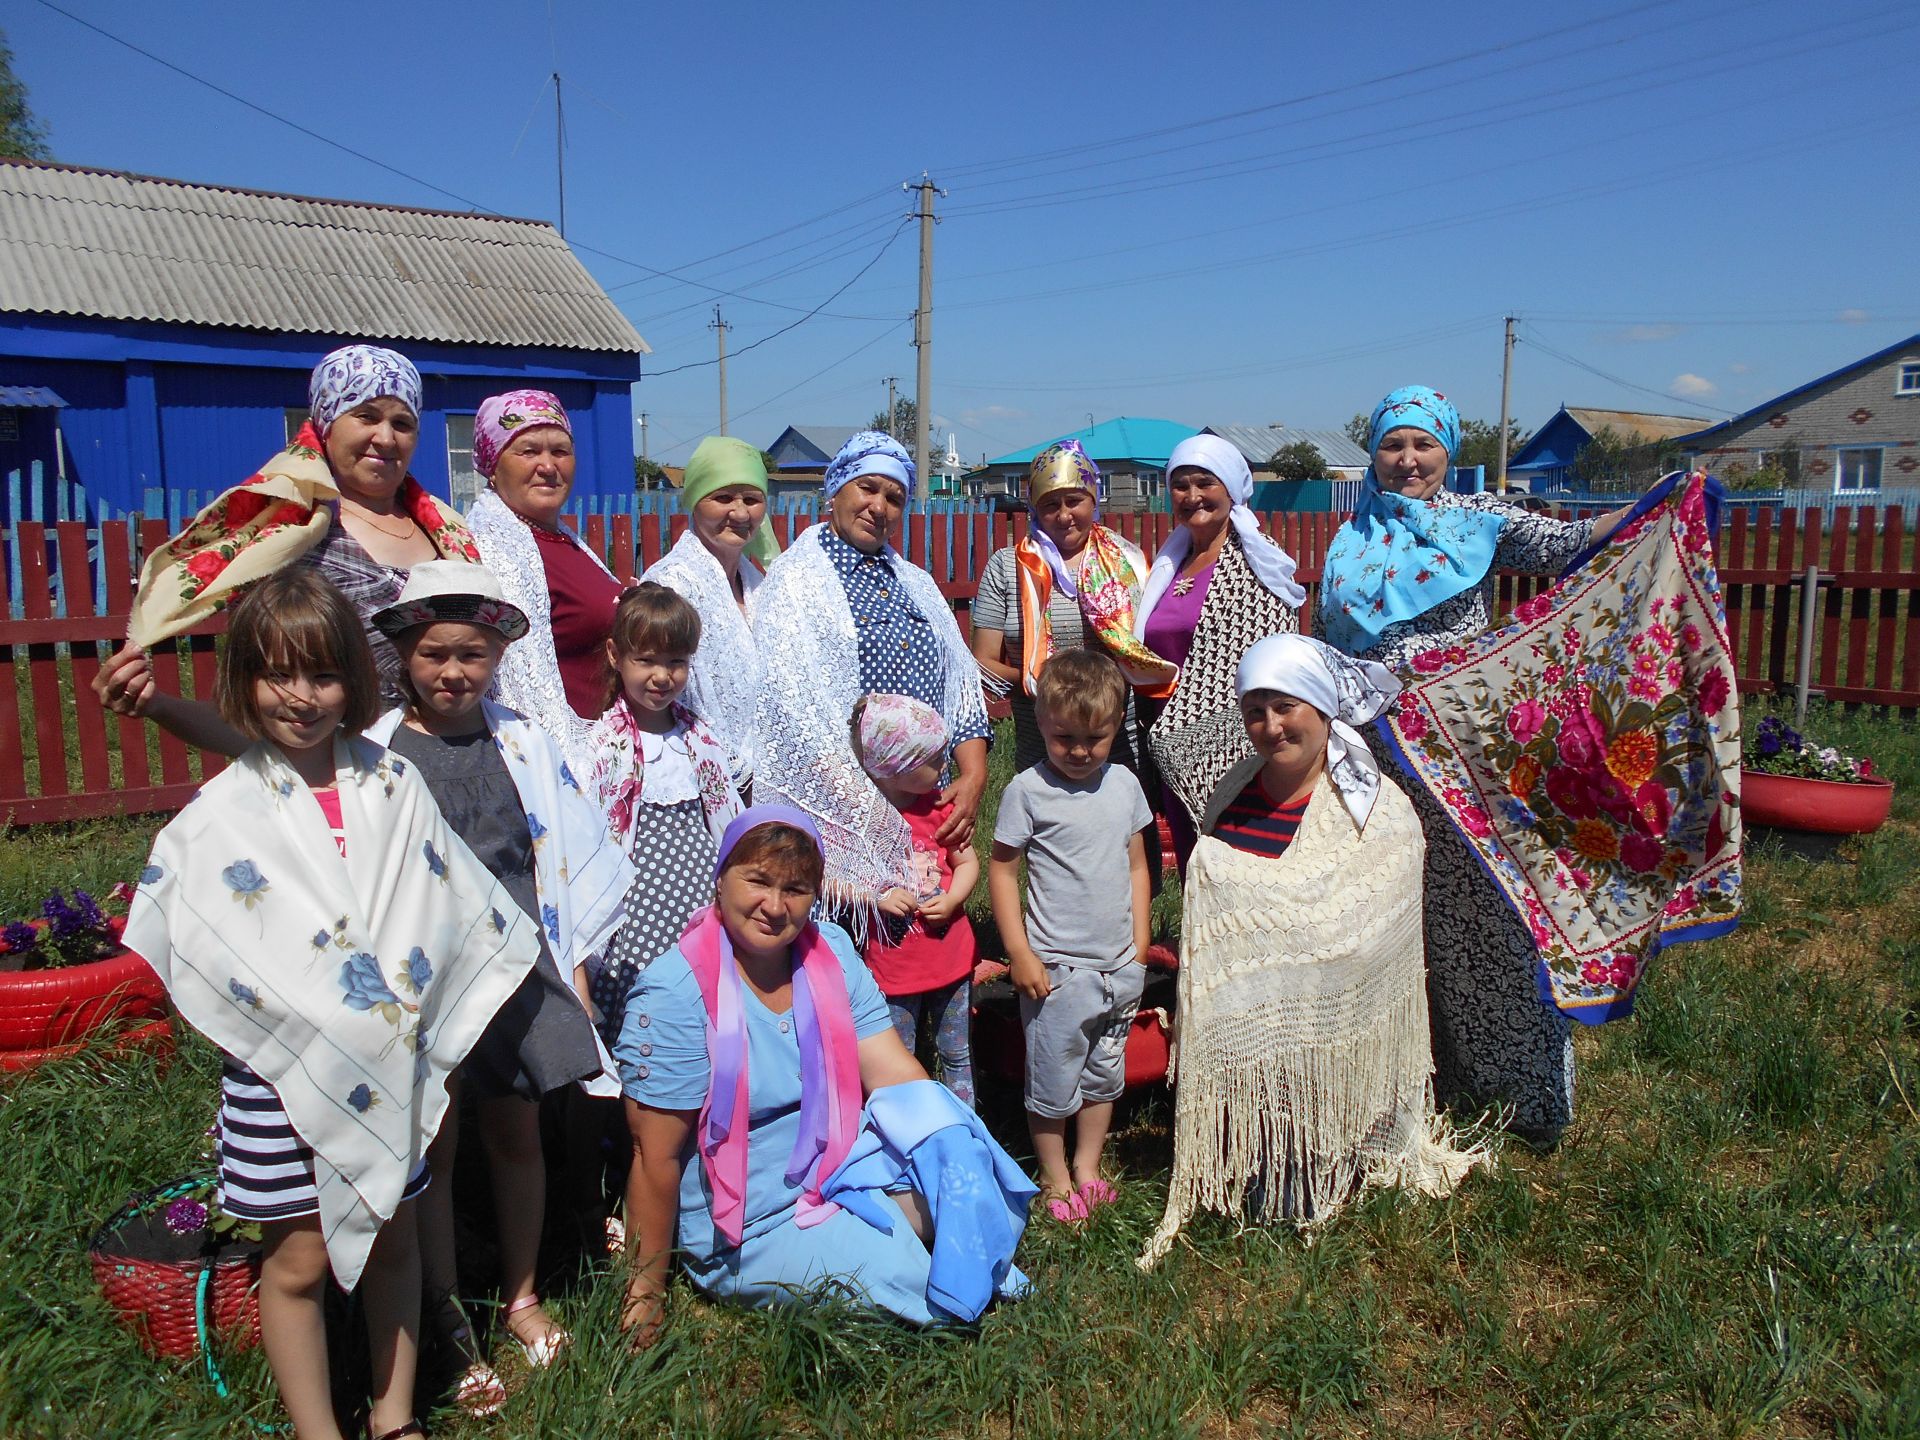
[641,436,778,794]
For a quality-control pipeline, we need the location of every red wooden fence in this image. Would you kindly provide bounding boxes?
[3,506,1915,826]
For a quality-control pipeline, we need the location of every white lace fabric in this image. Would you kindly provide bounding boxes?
[642,528,764,790]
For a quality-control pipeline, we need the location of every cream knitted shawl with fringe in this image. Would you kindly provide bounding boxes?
[1140,772,1485,1267]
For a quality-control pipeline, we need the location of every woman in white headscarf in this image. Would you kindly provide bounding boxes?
[1132,434,1305,873]
[1140,635,1483,1264]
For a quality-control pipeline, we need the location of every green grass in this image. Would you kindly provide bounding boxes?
[4,707,1920,1437]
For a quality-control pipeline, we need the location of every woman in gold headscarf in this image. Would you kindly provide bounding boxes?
[968,440,1173,773]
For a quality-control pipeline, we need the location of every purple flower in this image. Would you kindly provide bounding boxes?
[71,890,104,929]
[163,1197,209,1235]
[42,892,82,936]
[1757,731,1782,757]
[2,921,39,955]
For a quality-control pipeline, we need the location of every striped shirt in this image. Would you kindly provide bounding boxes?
[1213,776,1311,858]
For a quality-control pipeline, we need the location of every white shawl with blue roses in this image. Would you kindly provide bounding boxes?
[367,699,637,1095]
[123,735,540,1289]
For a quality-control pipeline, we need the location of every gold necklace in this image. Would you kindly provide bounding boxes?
[341,500,419,539]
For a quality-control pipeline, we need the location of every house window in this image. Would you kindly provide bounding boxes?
[1834,447,1882,494]
[446,414,480,509]
[283,407,311,445]
[1899,361,1920,396]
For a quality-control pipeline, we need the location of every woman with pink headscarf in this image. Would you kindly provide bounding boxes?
[464,390,625,768]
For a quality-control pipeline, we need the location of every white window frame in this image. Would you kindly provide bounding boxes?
[445,412,480,510]
[1832,446,1883,496]
[1898,360,1920,396]
[283,407,311,446]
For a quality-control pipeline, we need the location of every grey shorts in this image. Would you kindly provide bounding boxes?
[1018,960,1147,1119]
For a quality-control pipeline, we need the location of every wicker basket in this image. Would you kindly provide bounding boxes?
[88,1178,262,1360]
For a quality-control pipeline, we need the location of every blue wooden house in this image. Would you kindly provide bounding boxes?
[0,159,649,520]
[1505,406,1709,494]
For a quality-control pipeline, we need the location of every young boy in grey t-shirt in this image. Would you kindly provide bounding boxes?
[990,649,1152,1222]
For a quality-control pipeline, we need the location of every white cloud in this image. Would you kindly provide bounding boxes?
[1670,373,1718,398]
[1839,308,1871,324]
[961,404,1030,426]
[1601,323,1681,343]
[1728,362,1752,374]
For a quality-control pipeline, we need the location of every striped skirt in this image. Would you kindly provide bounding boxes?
[216,1060,429,1222]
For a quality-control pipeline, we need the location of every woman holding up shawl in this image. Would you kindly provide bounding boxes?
[642,435,778,794]
[617,808,1034,1341]
[465,389,624,770]
[1313,385,1689,1152]
[969,440,1169,774]
[1141,636,1484,1266]
[1133,434,1306,872]
[124,569,543,1440]
[95,345,483,740]
[751,432,990,932]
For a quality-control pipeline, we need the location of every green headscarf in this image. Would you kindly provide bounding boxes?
[682,436,778,568]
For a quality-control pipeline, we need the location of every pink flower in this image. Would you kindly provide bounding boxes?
[1697,669,1730,714]
[1628,676,1663,703]
[1397,704,1429,741]
[1545,765,1596,819]
[1506,698,1548,745]
[1581,958,1611,984]
[1410,648,1447,675]
[1443,645,1470,666]
[1681,623,1704,653]
[1631,781,1673,838]
[1620,832,1664,873]
[1663,885,1698,918]
[1666,658,1687,689]
[1634,650,1661,678]
[1562,625,1584,656]
[1516,594,1553,624]
[1544,662,1566,685]
[1459,804,1493,839]
[1557,709,1605,770]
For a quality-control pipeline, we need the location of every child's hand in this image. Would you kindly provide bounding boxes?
[916,888,963,929]
[1010,953,1052,1000]
[878,887,918,919]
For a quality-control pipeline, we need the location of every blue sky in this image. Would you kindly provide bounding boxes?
[10,0,1919,465]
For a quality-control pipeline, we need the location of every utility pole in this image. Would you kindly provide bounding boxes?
[883,376,898,438]
[710,307,732,435]
[906,173,944,504]
[553,72,566,238]
[1496,314,1516,493]
[637,411,649,479]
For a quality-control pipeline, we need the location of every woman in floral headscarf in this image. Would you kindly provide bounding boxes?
[969,440,1165,775]
[465,389,625,770]
[1318,385,1639,1144]
[95,343,481,742]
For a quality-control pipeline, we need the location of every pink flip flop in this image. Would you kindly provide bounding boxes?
[1046,1191,1089,1223]
[1077,1179,1119,1210]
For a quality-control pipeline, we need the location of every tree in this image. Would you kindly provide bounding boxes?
[1453,418,1531,474]
[634,456,666,490]
[1572,426,1686,492]
[0,29,50,161]
[1343,413,1370,450]
[870,398,917,443]
[1267,440,1329,482]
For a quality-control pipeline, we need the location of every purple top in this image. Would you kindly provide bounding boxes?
[1141,559,1217,671]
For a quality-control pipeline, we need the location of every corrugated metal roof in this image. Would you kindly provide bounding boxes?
[0,160,649,354]
[0,385,66,407]
[1206,424,1371,469]
[1562,408,1709,443]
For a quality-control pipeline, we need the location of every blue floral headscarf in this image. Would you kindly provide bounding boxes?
[308,345,423,436]
[1319,385,1508,657]
[824,430,915,499]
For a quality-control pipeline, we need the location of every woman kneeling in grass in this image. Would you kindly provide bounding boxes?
[618,807,1035,1342]
[1141,635,1485,1265]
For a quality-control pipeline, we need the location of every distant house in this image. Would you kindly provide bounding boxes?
[1203,424,1371,481]
[1673,333,1920,496]
[0,159,649,519]
[1506,407,1709,493]
[972,417,1200,509]
[765,425,859,475]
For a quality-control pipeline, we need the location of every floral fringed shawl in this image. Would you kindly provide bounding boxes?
[122,735,540,1288]
[1380,472,1742,1024]
[127,421,479,648]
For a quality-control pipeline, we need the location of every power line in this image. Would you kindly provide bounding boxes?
[645,222,913,377]
[1517,328,1740,417]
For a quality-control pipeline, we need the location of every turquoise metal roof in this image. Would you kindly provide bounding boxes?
[986,417,1199,468]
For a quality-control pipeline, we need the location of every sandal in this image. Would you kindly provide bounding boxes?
[504,1293,571,1369]
[370,1423,427,1440]
[428,1290,506,1419]
[1077,1178,1119,1210]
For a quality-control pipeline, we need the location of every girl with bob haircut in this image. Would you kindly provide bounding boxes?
[123,568,547,1440]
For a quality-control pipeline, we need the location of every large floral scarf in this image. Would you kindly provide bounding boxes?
[584,698,742,851]
[681,907,862,1249]
[642,527,766,791]
[1142,533,1300,831]
[466,487,619,774]
[127,421,479,649]
[1013,525,1177,698]
[1381,472,1741,1024]
[751,525,987,930]
[121,735,540,1289]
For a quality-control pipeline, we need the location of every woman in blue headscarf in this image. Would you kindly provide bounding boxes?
[1317,386,1631,1144]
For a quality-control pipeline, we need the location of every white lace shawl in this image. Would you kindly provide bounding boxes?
[641,528,764,790]
[750,525,986,927]
[466,488,617,775]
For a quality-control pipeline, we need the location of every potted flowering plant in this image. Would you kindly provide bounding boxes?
[89,1173,262,1359]
[1741,715,1893,835]
[0,883,171,1068]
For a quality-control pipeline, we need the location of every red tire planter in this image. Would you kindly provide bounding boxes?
[1742,771,1894,835]
[0,939,170,1061]
[0,1017,176,1072]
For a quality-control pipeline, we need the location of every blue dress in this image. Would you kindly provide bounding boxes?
[616,923,957,1323]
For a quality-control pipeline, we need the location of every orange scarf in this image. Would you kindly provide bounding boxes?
[1013,524,1178,699]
